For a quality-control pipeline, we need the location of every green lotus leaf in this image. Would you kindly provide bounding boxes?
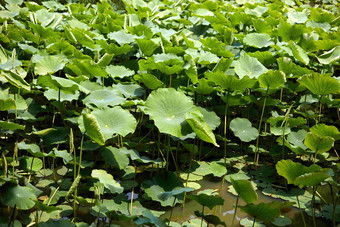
[142,172,185,207]
[240,218,265,227]
[286,130,307,150]
[68,59,107,78]
[0,98,15,111]
[1,71,30,91]
[141,210,167,227]
[230,178,258,204]
[81,107,136,143]
[192,161,227,177]
[294,172,330,187]
[258,71,286,89]
[245,6,268,17]
[20,156,42,172]
[100,146,129,170]
[37,74,82,94]
[44,89,79,102]
[106,65,135,79]
[317,46,340,64]
[108,30,137,44]
[194,79,214,95]
[1,185,37,210]
[158,187,193,201]
[82,89,125,108]
[0,120,25,131]
[34,55,65,75]
[185,112,219,147]
[134,73,164,90]
[197,107,220,130]
[82,113,105,145]
[18,142,50,158]
[267,117,291,136]
[144,88,196,138]
[310,124,340,141]
[287,11,308,24]
[304,132,334,154]
[271,216,292,227]
[243,33,274,48]
[136,38,158,56]
[230,118,258,142]
[235,55,268,79]
[112,83,145,98]
[186,194,224,210]
[91,169,123,194]
[239,202,280,222]
[206,72,256,91]
[290,41,309,65]
[276,159,324,186]
[297,73,340,95]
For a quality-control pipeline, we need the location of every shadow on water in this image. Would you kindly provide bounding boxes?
[161,179,331,227]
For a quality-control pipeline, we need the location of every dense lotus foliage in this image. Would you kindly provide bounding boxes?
[0,0,340,226]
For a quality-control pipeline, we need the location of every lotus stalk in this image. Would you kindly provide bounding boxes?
[255,86,269,165]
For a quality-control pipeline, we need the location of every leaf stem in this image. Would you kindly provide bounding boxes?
[296,189,307,227]
[231,196,239,227]
[255,87,268,165]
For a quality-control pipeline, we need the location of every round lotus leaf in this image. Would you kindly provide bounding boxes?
[243,33,274,48]
[271,216,292,226]
[298,73,340,95]
[258,71,286,89]
[112,83,145,98]
[230,178,258,204]
[304,132,334,154]
[91,169,123,194]
[317,46,340,64]
[287,11,308,24]
[144,88,196,138]
[276,159,324,186]
[82,89,125,108]
[186,194,224,210]
[310,124,340,141]
[1,185,37,210]
[239,203,280,222]
[20,156,42,172]
[230,118,258,142]
[235,55,268,79]
[106,65,135,78]
[34,55,65,75]
[37,75,81,94]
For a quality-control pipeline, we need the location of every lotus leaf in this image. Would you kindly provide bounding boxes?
[243,33,274,48]
[34,55,65,75]
[37,74,82,94]
[298,73,340,95]
[276,159,329,187]
[100,146,129,170]
[230,118,258,142]
[144,88,196,138]
[185,112,219,147]
[239,202,280,222]
[230,178,258,204]
[186,194,224,210]
[258,71,286,89]
[310,124,340,141]
[91,169,124,194]
[82,89,125,108]
[235,55,268,79]
[142,172,186,207]
[317,46,340,64]
[106,65,135,78]
[1,185,37,210]
[304,132,334,154]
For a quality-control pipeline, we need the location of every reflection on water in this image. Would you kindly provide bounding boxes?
[161,179,330,227]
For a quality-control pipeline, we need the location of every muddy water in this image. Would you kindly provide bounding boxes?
[161,179,329,227]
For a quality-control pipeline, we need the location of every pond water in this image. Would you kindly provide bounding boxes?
[161,179,330,227]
